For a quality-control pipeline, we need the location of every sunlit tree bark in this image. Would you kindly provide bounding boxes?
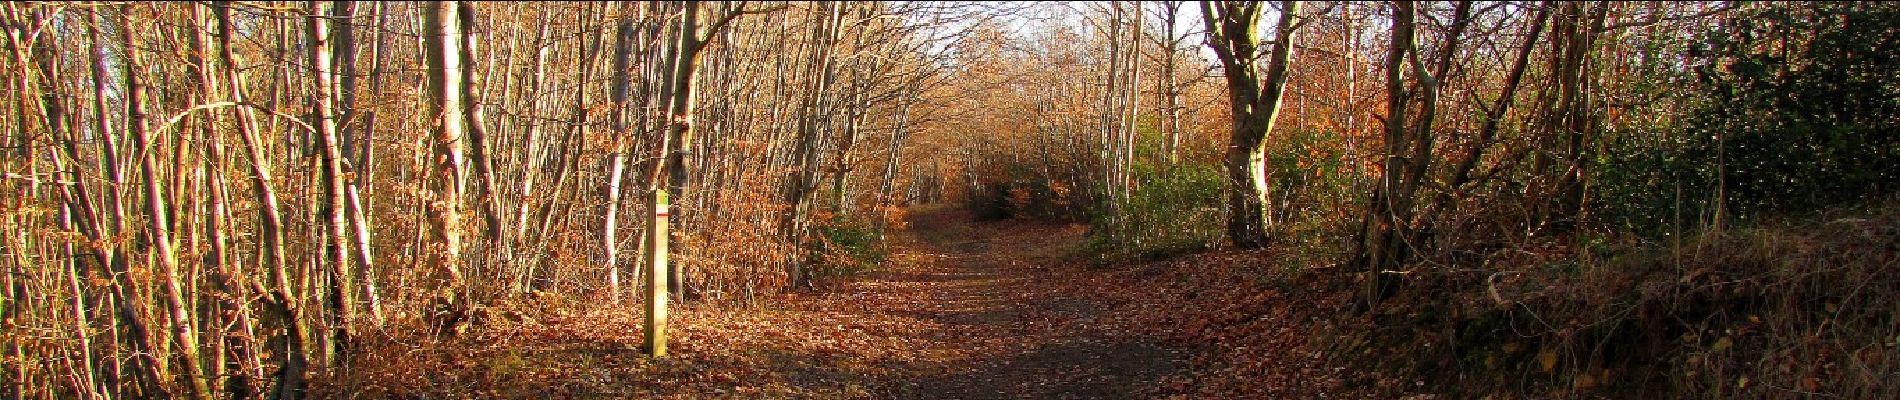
[1201,0,1301,249]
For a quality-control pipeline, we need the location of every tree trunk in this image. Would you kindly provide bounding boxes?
[118,8,212,397]
[422,0,469,333]
[189,3,261,395]
[1354,0,1433,310]
[460,3,506,242]
[1159,1,1184,167]
[333,0,382,328]
[211,3,308,397]
[306,0,357,368]
[1439,2,1548,216]
[1544,1,1606,229]
[85,11,168,396]
[1119,6,1142,195]
[1100,2,1123,213]
[782,2,843,290]
[876,90,917,232]
[1201,1,1300,250]
[29,10,111,395]
[603,9,637,303]
[660,1,712,300]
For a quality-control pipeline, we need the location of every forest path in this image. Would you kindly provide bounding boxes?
[349,206,1193,399]
[870,207,1191,399]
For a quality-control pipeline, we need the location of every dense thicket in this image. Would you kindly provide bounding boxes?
[1600,2,1900,232]
[0,1,967,397]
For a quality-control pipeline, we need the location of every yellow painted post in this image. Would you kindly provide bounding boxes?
[645,189,669,357]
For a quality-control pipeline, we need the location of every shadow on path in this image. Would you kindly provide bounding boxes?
[342,206,1191,399]
[878,208,1190,399]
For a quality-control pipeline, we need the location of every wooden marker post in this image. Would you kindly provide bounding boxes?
[646,189,669,357]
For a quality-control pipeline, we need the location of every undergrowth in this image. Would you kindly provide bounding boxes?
[1087,162,1228,263]
[1090,198,1898,398]
[1353,199,1899,398]
[810,217,890,282]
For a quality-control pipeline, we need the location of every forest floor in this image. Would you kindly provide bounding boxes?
[338,204,1900,399]
[341,206,1252,399]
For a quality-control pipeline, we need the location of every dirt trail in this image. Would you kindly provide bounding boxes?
[877,208,1190,399]
[348,206,1191,399]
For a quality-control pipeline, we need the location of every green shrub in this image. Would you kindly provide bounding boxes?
[808,217,888,281]
[1266,128,1361,270]
[1087,162,1228,262]
[1597,1,1900,233]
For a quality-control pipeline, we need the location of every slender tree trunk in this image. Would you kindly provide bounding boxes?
[211,3,308,397]
[306,0,357,369]
[460,3,505,242]
[188,4,261,396]
[1120,7,1142,195]
[423,0,469,333]
[1159,2,1184,167]
[1100,3,1123,212]
[118,8,212,398]
[28,11,110,395]
[510,13,554,292]
[1355,0,1423,310]
[1440,2,1548,214]
[512,16,552,251]
[333,0,382,328]
[603,9,637,304]
[876,90,917,231]
[660,1,713,300]
[827,78,866,218]
[85,12,167,395]
[1545,1,1606,228]
[532,2,603,293]
[334,1,360,161]
[783,2,843,290]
